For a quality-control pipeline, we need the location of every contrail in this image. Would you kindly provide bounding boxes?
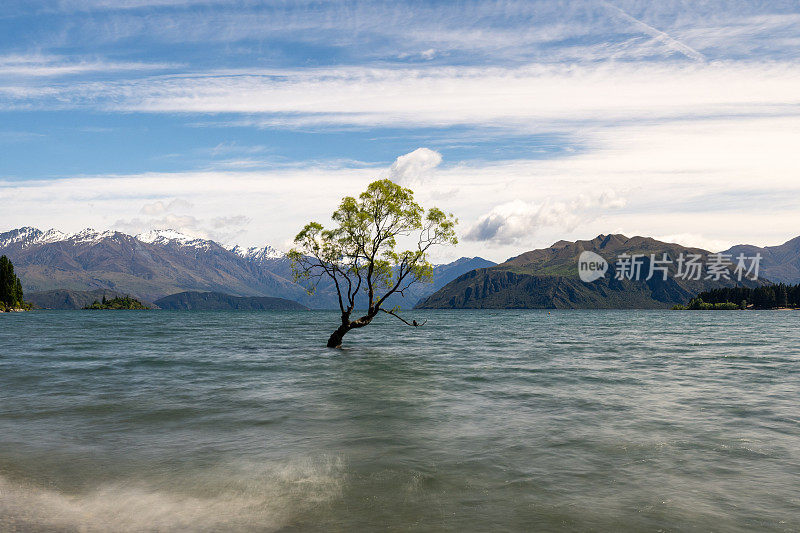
[602,1,706,62]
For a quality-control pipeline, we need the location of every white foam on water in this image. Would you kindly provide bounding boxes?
[0,456,345,532]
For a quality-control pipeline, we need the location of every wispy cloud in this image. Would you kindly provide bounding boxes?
[139,198,193,215]
[11,0,800,65]
[3,0,800,260]
[0,54,177,77]
[3,62,797,131]
[54,0,226,9]
[0,130,46,142]
[601,1,706,61]
[3,112,800,259]
[654,233,734,253]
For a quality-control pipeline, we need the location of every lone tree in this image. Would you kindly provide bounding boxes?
[289,179,457,348]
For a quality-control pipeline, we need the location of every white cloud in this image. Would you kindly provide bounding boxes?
[386,148,442,186]
[465,191,626,245]
[114,214,201,236]
[139,198,193,215]
[9,2,620,56]
[115,210,251,244]
[2,114,800,261]
[601,2,706,62]
[5,62,797,133]
[0,54,175,78]
[0,1,797,264]
[122,197,246,242]
[653,233,734,253]
[210,215,250,229]
[209,142,269,156]
[54,0,221,9]
[139,201,166,215]
[420,49,436,60]
[0,166,372,251]
[25,0,800,66]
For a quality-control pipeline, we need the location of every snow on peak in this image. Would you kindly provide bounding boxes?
[1,226,284,259]
[68,228,119,243]
[135,229,213,250]
[229,244,284,262]
[0,227,127,247]
[136,229,195,244]
[0,227,42,247]
[0,227,72,248]
[39,228,68,243]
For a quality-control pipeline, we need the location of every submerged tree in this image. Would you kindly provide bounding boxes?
[289,179,457,348]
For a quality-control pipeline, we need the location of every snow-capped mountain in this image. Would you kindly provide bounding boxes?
[0,227,138,248]
[0,227,68,248]
[228,244,284,262]
[0,226,284,259]
[68,228,124,244]
[0,225,307,305]
[0,226,135,247]
[0,225,494,308]
[135,229,216,251]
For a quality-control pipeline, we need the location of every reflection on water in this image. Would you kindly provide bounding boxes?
[1,310,799,531]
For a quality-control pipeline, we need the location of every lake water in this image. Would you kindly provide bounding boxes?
[1,310,798,532]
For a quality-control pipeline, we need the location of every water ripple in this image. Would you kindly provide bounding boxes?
[0,309,798,531]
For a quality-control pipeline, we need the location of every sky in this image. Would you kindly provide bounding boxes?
[1,0,800,262]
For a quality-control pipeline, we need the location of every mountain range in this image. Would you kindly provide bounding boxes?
[416,234,772,309]
[722,236,800,284]
[3,227,796,310]
[0,227,495,309]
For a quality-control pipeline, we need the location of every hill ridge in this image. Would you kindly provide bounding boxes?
[417,234,766,309]
[0,226,495,308]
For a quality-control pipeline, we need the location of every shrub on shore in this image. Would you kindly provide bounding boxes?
[673,298,742,310]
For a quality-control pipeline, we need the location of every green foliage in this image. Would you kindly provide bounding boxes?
[676,297,740,310]
[0,255,27,310]
[679,284,800,310]
[84,295,150,310]
[290,179,457,314]
[289,179,457,345]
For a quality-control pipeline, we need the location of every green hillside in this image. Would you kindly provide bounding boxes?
[416,234,764,309]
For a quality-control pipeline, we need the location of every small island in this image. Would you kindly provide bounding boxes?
[84,295,150,310]
[154,291,308,310]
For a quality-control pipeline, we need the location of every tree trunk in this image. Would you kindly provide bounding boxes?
[327,324,350,348]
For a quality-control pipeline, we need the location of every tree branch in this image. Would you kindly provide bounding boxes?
[380,308,427,327]
[374,257,411,310]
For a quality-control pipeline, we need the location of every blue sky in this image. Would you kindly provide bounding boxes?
[2,0,800,261]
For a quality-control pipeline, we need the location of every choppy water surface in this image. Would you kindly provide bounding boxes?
[1,310,798,532]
